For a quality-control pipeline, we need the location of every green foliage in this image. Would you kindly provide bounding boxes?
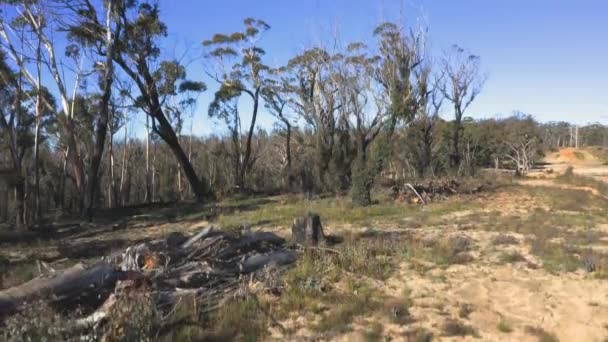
[497,320,513,333]
[351,154,373,206]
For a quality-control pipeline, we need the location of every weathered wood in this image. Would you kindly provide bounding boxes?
[404,183,426,205]
[292,212,325,245]
[240,250,298,273]
[216,231,284,259]
[0,261,122,318]
[181,226,213,249]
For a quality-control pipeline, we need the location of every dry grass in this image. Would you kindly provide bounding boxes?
[441,318,479,337]
[458,303,475,319]
[556,167,608,197]
[498,251,527,264]
[525,325,560,342]
[492,234,519,245]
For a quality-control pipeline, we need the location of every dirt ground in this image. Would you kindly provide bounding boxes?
[2,148,608,341]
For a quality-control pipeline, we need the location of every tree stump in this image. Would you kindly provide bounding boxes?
[292,213,325,245]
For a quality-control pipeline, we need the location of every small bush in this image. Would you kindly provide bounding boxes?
[499,251,527,264]
[497,319,513,333]
[384,298,412,325]
[431,235,475,266]
[2,302,75,342]
[529,239,580,273]
[403,327,433,342]
[493,234,519,245]
[441,318,478,337]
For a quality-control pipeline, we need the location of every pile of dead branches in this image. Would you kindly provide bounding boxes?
[0,227,297,338]
[393,178,485,204]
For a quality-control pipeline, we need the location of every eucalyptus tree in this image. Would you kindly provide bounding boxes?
[373,22,425,135]
[0,50,32,227]
[285,47,341,191]
[0,1,91,211]
[154,61,206,198]
[58,0,123,216]
[108,1,211,201]
[207,84,242,189]
[438,44,484,170]
[409,63,444,178]
[203,17,270,191]
[261,69,294,189]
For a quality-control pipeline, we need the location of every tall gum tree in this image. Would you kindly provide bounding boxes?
[437,44,484,171]
[203,18,270,191]
[110,1,211,201]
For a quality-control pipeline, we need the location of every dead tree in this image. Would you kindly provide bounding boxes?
[505,137,536,176]
[438,45,485,170]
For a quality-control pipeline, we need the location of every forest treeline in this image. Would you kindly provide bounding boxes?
[0,0,605,228]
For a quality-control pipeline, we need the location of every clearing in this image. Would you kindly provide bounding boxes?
[2,148,608,341]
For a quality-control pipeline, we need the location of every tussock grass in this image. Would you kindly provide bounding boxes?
[498,251,527,264]
[403,327,434,342]
[441,318,478,337]
[497,319,513,333]
[528,239,580,273]
[492,234,519,245]
[211,297,269,341]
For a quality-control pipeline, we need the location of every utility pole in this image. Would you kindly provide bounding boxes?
[575,125,579,149]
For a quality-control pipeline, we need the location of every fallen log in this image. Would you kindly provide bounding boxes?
[0,261,123,318]
[240,250,298,273]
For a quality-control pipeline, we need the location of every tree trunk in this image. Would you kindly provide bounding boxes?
[119,122,128,206]
[155,112,209,201]
[145,115,151,203]
[108,112,116,208]
[113,55,210,202]
[33,36,42,222]
[14,181,25,229]
[59,148,69,211]
[0,184,7,223]
[238,91,260,191]
[86,117,108,220]
[86,5,115,219]
[351,140,371,207]
[285,122,293,189]
[65,118,86,213]
[451,119,462,169]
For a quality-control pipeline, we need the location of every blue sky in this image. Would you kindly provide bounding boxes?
[154,0,608,135]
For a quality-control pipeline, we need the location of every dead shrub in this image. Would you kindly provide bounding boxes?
[458,303,474,319]
[441,318,478,337]
[492,234,519,245]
